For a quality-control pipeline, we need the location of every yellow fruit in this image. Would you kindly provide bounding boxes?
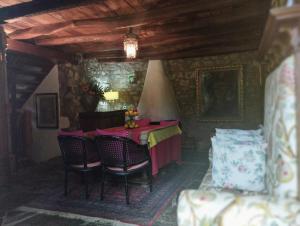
[124,124,128,128]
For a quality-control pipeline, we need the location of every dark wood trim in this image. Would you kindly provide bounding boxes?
[0,27,11,184]
[258,5,300,58]
[9,63,17,167]
[0,0,102,22]
[79,111,126,131]
[6,39,73,63]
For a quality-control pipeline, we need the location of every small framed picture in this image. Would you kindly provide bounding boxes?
[35,93,59,129]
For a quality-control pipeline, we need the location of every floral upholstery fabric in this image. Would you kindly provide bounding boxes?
[264,55,298,198]
[177,191,300,226]
[177,55,299,226]
[177,189,235,226]
[222,196,300,226]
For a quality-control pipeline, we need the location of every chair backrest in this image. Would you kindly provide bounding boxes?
[95,135,149,170]
[58,135,99,168]
[264,55,298,199]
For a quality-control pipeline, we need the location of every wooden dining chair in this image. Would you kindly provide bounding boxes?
[57,135,101,199]
[95,135,152,204]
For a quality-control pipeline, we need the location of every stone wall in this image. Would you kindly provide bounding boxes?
[58,52,263,152]
[58,63,82,128]
[86,59,147,111]
[58,60,147,128]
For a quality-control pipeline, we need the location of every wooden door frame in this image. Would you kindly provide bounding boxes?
[0,27,11,184]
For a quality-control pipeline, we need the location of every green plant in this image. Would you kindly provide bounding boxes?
[80,81,104,99]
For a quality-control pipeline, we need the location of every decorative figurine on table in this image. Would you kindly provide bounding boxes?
[124,108,139,129]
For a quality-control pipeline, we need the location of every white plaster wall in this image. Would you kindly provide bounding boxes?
[138,60,180,120]
[22,65,63,162]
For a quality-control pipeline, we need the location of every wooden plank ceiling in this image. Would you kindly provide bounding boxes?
[0,0,271,61]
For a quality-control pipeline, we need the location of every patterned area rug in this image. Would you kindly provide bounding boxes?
[23,162,207,226]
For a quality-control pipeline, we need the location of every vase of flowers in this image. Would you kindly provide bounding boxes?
[124,108,139,129]
[80,82,104,112]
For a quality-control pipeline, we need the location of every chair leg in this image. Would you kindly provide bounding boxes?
[147,165,153,192]
[64,170,68,196]
[83,172,89,199]
[81,173,84,185]
[101,170,105,201]
[124,175,129,205]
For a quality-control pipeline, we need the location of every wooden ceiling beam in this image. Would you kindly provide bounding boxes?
[85,35,259,59]
[36,32,123,46]
[73,0,238,27]
[8,0,249,40]
[152,45,258,60]
[8,22,75,40]
[65,21,262,53]
[0,0,103,22]
[35,10,266,47]
[144,41,258,58]
[93,43,258,61]
[138,5,267,38]
[6,39,73,62]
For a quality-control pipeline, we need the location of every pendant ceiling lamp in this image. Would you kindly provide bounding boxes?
[123,28,138,59]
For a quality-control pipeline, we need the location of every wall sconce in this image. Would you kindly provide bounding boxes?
[104,90,119,101]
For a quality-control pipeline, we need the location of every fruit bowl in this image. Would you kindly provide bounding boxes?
[124,108,139,129]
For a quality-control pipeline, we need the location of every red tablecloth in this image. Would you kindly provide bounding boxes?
[103,121,178,144]
[149,134,181,175]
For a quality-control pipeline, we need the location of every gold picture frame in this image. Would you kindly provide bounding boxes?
[195,65,244,122]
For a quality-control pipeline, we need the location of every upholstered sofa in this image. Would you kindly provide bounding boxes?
[177,54,300,226]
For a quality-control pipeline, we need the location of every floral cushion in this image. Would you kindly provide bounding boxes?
[212,137,266,192]
[216,132,264,143]
[215,135,264,145]
[216,128,263,136]
[200,167,267,196]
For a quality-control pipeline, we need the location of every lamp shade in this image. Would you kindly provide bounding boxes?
[104,91,119,101]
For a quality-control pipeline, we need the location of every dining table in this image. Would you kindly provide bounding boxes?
[88,121,182,176]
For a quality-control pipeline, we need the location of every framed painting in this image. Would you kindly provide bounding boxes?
[35,93,59,128]
[195,65,244,122]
